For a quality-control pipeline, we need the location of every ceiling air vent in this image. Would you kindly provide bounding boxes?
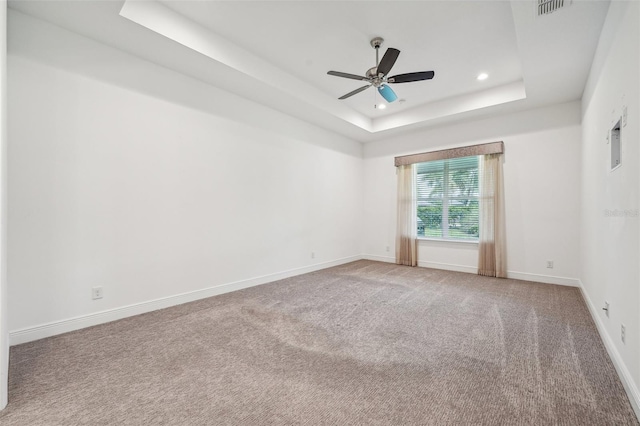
[538,0,566,16]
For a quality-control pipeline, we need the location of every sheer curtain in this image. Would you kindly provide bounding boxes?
[396,164,417,266]
[478,153,507,277]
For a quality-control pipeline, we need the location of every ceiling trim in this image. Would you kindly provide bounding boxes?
[120,0,527,137]
[119,0,373,132]
[374,81,526,132]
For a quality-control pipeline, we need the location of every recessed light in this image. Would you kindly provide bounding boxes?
[477,73,489,81]
[377,103,386,110]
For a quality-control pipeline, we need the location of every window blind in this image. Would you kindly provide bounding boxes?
[416,156,479,240]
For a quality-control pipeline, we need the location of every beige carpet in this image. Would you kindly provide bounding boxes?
[1,260,637,425]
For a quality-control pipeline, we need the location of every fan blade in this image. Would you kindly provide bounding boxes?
[327,71,369,81]
[339,85,371,100]
[388,71,435,83]
[377,84,398,103]
[377,48,400,76]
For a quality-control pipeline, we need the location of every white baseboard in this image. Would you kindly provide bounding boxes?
[362,256,476,275]
[362,254,395,263]
[506,271,580,287]
[578,280,640,420]
[419,261,477,274]
[9,255,362,346]
[363,255,579,287]
[362,256,476,274]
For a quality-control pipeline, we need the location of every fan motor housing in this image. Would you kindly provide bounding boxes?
[366,67,383,87]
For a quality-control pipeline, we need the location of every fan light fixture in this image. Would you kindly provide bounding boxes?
[378,85,398,103]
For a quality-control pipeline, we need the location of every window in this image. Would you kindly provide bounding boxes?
[416,156,479,240]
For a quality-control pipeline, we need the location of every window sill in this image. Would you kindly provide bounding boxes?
[417,237,479,245]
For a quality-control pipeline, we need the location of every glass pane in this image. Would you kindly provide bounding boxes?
[416,170,444,199]
[448,156,478,170]
[447,158,479,199]
[417,200,442,238]
[415,160,444,174]
[447,199,479,239]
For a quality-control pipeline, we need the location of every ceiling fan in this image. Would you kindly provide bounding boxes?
[327,37,435,104]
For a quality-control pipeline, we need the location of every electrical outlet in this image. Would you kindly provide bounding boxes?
[386,246,390,252]
[311,252,315,259]
[546,260,554,269]
[603,301,610,317]
[621,324,626,344]
[92,286,103,300]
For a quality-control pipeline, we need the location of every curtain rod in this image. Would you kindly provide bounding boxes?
[394,141,504,167]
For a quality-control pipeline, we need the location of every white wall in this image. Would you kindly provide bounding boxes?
[580,0,640,414]
[4,2,640,418]
[7,17,363,341]
[363,101,582,286]
[0,0,8,411]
